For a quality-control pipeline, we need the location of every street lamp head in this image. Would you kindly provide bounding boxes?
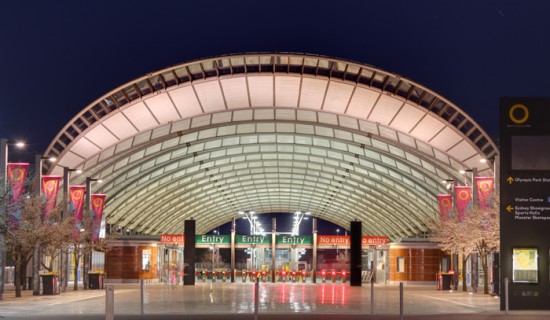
[13,141,25,148]
[40,156,57,162]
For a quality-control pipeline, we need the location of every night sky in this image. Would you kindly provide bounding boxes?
[2,0,549,162]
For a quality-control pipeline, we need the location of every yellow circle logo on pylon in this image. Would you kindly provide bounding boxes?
[458,190,470,201]
[509,104,529,124]
[441,198,451,209]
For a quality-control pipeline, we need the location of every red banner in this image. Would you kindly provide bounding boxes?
[69,185,86,228]
[41,175,61,217]
[475,176,494,210]
[91,194,106,241]
[7,163,29,203]
[6,163,29,228]
[437,194,453,221]
[455,186,472,222]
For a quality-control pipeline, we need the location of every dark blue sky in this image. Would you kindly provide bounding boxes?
[1,1,549,161]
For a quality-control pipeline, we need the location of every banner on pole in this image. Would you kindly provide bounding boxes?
[69,185,86,228]
[475,176,494,210]
[41,175,61,217]
[455,186,472,222]
[437,194,453,221]
[7,163,29,203]
[91,194,106,241]
[7,162,29,227]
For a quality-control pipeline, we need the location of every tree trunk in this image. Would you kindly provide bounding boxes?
[14,254,22,298]
[73,251,80,291]
[462,254,468,292]
[481,253,489,294]
[20,254,27,291]
[32,243,40,295]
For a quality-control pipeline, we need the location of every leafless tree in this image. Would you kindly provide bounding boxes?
[430,195,499,294]
[3,193,73,297]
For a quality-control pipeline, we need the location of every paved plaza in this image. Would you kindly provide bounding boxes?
[1,282,550,319]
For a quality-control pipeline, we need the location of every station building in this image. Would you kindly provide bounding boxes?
[42,53,497,286]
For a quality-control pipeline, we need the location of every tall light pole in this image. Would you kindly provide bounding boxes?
[0,138,25,300]
[32,154,56,296]
[460,167,479,293]
[238,210,256,269]
[83,177,101,290]
[336,228,340,256]
[442,177,459,291]
[292,211,310,236]
[60,166,81,292]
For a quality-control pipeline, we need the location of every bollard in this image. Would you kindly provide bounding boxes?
[140,279,144,315]
[399,282,404,320]
[505,277,509,314]
[254,277,259,320]
[370,269,375,314]
[106,284,114,320]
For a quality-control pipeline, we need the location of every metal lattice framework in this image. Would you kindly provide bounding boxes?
[44,53,497,240]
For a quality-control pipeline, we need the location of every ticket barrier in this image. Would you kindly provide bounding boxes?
[201,270,207,282]
[260,270,269,282]
[341,270,347,283]
[331,270,337,283]
[222,270,231,282]
[241,270,247,283]
[280,270,288,283]
[290,270,298,283]
[249,270,258,282]
[321,270,327,283]
[300,270,308,283]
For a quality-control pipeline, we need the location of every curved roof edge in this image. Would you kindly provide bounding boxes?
[44,52,498,171]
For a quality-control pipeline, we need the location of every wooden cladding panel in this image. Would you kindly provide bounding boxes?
[105,246,158,280]
[389,247,441,282]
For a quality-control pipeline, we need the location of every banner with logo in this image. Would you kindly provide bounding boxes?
[437,194,453,221]
[90,194,106,241]
[455,186,472,222]
[475,176,494,210]
[7,163,29,228]
[69,185,86,228]
[7,163,29,203]
[41,175,61,217]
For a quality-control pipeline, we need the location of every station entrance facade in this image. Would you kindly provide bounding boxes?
[105,227,446,285]
[37,53,498,296]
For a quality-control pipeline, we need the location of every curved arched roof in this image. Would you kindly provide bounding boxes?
[44,53,497,240]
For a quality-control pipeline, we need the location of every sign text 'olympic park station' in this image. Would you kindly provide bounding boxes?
[159,234,388,247]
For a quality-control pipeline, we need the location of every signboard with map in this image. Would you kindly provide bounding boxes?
[512,248,538,283]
